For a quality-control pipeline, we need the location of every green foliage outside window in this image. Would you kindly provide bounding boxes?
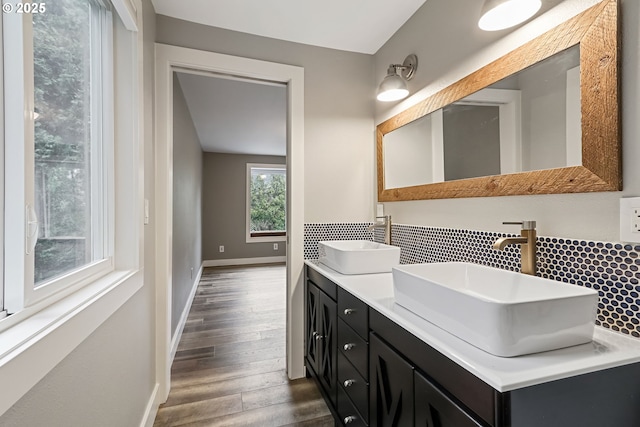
[33,0,93,283]
[250,170,286,233]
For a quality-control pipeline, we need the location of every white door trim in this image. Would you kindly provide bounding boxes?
[154,43,305,403]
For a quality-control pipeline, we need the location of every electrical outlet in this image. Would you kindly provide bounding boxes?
[273,243,278,250]
[620,198,640,243]
[219,245,225,253]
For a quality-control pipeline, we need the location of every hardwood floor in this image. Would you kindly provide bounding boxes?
[154,264,333,427]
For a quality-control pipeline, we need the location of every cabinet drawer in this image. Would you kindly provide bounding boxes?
[338,318,368,379]
[338,352,369,423]
[307,266,337,300]
[337,385,368,427]
[338,287,368,338]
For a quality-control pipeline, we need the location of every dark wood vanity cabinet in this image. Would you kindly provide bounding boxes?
[305,283,320,372]
[305,268,338,407]
[337,286,370,426]
[304,266,640,427]
[306,265,488,427]
[414,370,483,427]
[306,267,371,426]
[370,331,482,427]
[370,304,640,427]
[369,333,414,427]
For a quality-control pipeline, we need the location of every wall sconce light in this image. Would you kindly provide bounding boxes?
[376,54,418,102]
[478,0,541,31]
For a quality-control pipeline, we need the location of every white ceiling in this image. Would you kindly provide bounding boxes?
[152,0,427,54]
[164,0,429,156]
[176,72,287,156]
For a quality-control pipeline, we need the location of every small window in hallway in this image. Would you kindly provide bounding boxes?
[246,163,286,242]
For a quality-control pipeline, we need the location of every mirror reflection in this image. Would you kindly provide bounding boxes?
[383,45,580,189]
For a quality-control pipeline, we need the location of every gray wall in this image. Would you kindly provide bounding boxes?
[443,104,500,181]
[0,1,158,425]
[156,15,376,223]
[172,75,203,335]
[203,153,286,261]
[518,53,574,171]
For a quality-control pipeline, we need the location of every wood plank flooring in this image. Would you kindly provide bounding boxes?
[154,264,333,427]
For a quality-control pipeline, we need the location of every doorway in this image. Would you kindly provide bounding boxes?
[154,44,305,403]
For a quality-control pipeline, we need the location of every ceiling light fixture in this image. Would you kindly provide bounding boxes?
[478,0,542,31]
[376,54,418,102]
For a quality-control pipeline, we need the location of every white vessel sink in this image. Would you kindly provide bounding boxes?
[393,262,599,357]
[318,240,400,274]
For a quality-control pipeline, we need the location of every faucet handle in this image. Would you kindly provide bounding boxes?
[503,221,536,229]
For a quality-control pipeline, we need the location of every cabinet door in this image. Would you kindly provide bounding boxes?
[415,371,482,427]
[305,282,320,372]
[370,333,414,427]
[318,290,338,401]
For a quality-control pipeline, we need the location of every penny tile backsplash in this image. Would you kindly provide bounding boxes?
[304,222,640,339]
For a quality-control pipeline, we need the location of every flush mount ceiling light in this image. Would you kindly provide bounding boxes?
[376,54,418,102]
[478,0,542,31]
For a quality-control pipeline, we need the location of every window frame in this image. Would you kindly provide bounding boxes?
[245,163,287,243]
[0,0,143,415]
[2,0,115,314]
[0,10,5,319]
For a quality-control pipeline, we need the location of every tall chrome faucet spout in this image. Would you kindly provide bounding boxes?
[493,221,537,275]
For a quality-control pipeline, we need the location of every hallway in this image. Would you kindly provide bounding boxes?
[154,264,333,426]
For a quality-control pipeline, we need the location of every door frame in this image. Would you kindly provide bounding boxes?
[154,43,305,402]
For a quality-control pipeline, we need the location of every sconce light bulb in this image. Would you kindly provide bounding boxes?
[377,55,417,102]
[377,88,409,102]
[479,0,542,31]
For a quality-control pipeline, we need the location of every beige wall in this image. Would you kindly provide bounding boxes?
[156,15,376,223]
[374,0,639,243]
[0,290,155,426]
[202,153,287,261]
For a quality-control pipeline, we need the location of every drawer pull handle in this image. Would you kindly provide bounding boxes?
[343,379,355,387]
[343,343,355,351]
[344,415,357,424]
[344,308,355,315]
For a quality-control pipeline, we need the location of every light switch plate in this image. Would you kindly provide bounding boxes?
[620,197,640,243]
[144,199,149,225]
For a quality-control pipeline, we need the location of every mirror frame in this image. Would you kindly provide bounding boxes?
[377,0,620,202]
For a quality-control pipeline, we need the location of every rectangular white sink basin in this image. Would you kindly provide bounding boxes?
[318,240,400,274]
[393,262,599,357]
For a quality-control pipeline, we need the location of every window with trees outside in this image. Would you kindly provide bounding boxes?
[246,164,286,242]
[2,0,114,314]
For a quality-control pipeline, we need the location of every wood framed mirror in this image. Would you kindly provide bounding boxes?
[377,0,620,202]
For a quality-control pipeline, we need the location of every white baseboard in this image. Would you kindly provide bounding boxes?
[140,382,160,427]
[203,256,286,267]
[169,263,203,365]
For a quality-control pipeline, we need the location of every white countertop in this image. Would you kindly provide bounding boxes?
[305,260,640,392]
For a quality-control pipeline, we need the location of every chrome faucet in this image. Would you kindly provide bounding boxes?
[493,221,537,276]
[367,215,392,245]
